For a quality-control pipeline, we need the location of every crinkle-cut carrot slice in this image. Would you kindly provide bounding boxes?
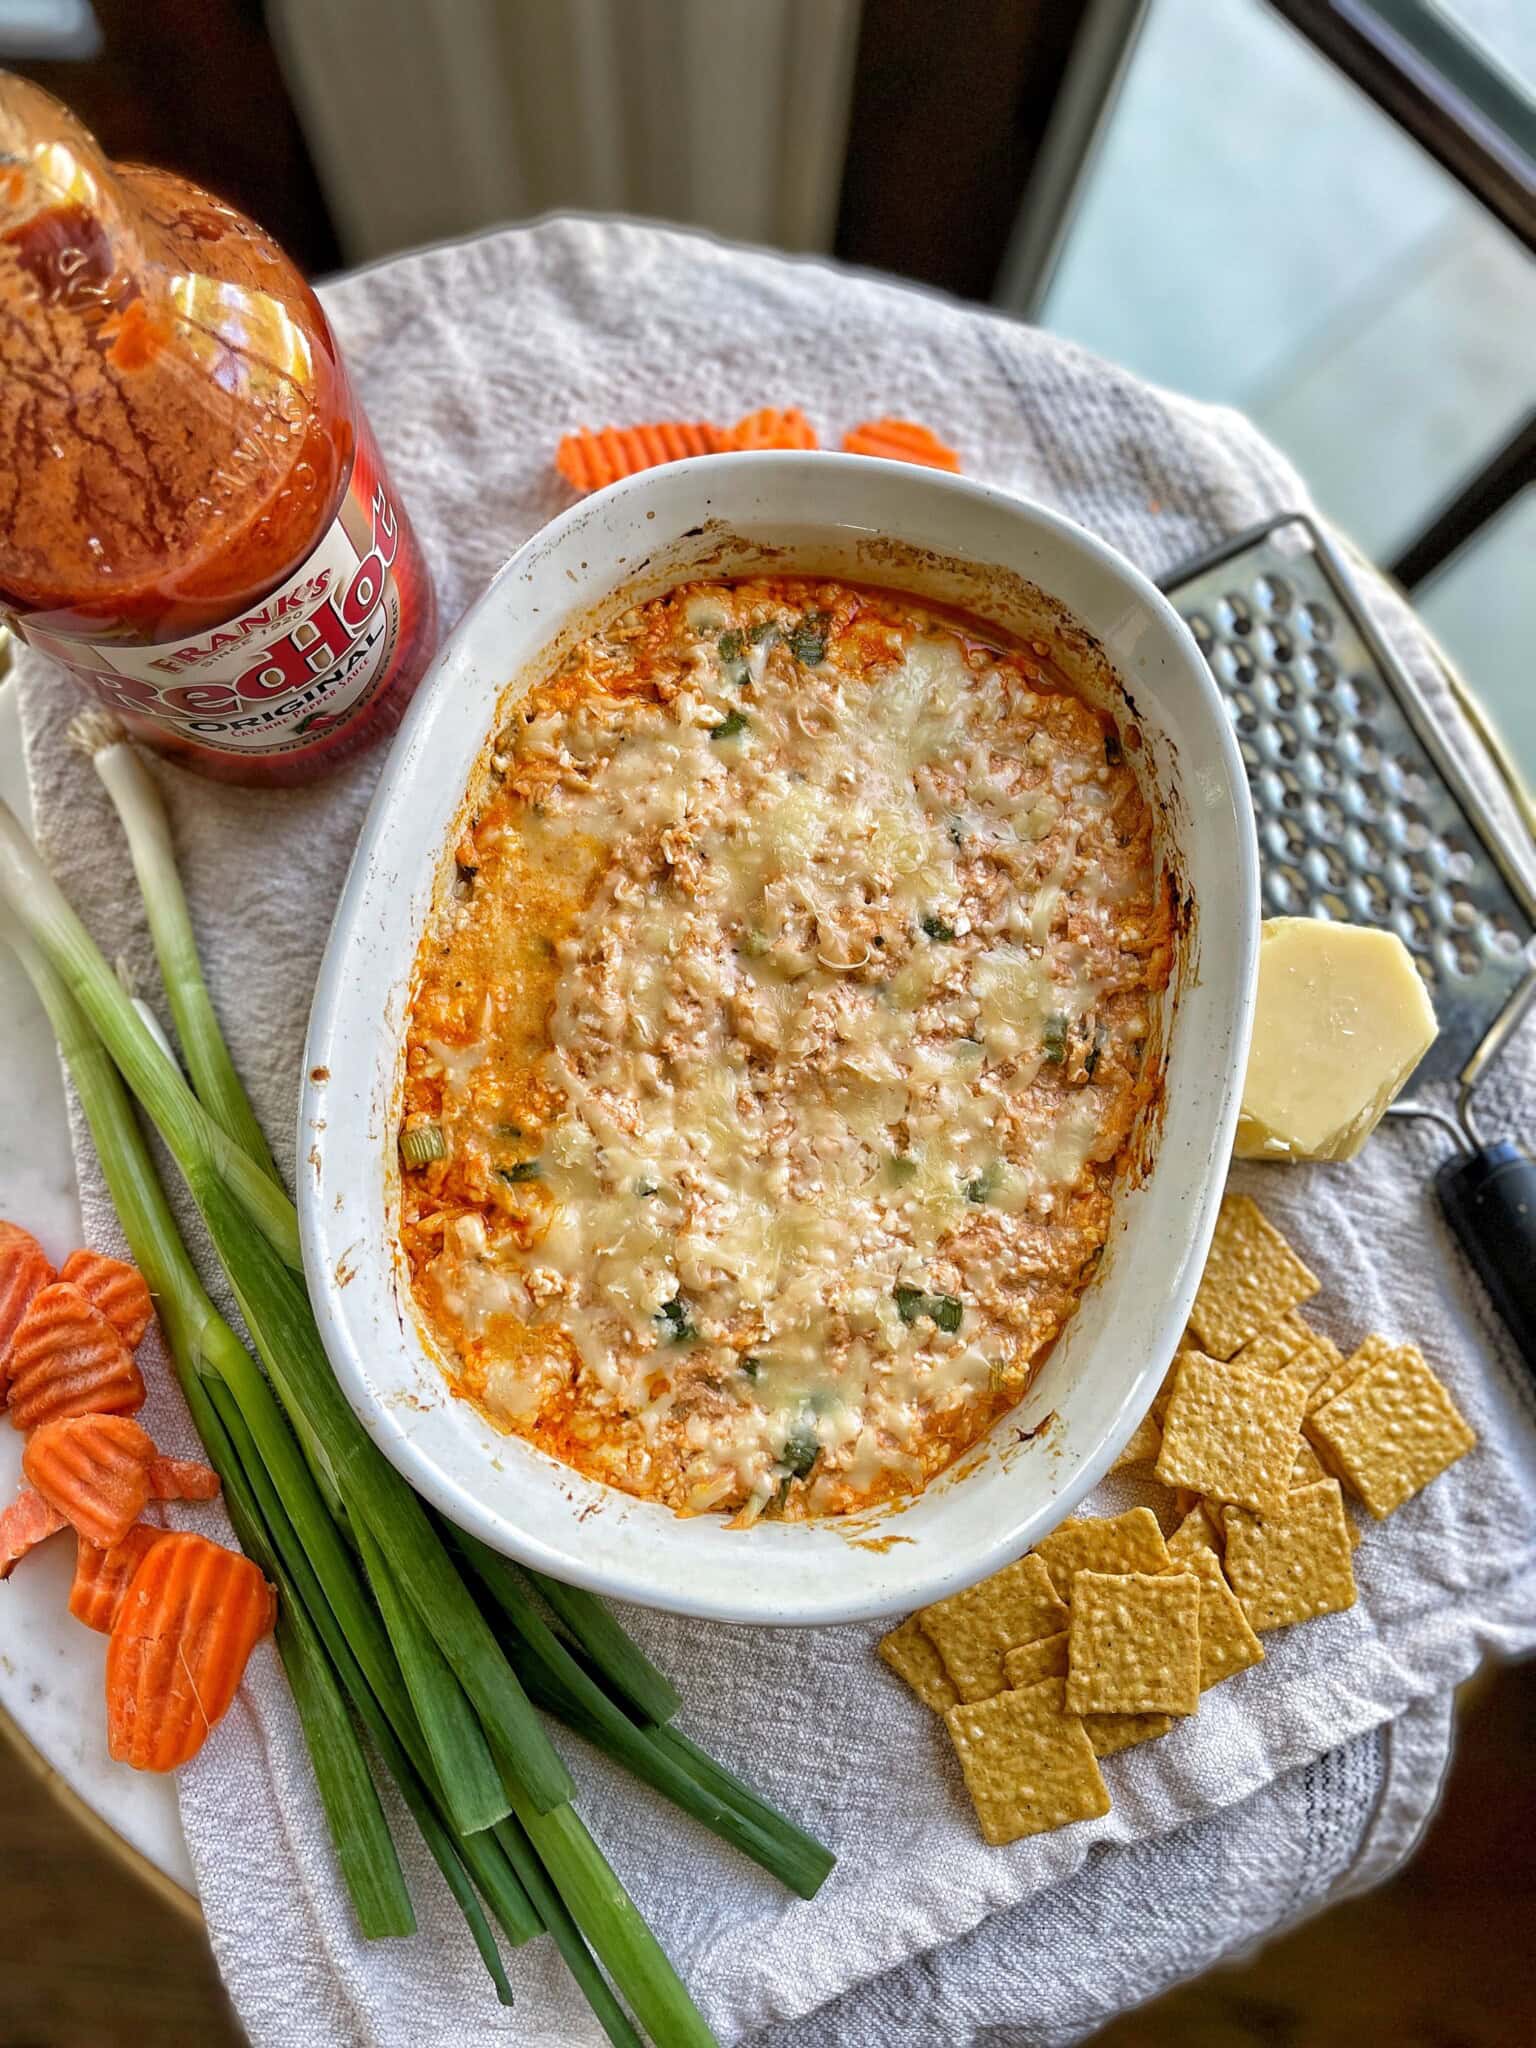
[147,1455,221,1504]
[555,420,723,493]
[840,417,961,472]
[725,406,819,452]
[0,1220,55,1398]
[23,1413,157,1549]
[58,1250,155,1350]
[7,1282,146,1431]
[69,1524,167,1633]
[0,1486,66,1579]
[107,1532,275,1772]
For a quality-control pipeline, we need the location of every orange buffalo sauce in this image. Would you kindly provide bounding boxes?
[0,76,436,784]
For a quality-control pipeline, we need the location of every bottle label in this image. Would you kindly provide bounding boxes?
[14,461,407,757]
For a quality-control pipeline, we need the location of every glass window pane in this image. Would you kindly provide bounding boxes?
[1421,1,1535,107]
[1042,0,1535,558]
[1417,493,1536,782]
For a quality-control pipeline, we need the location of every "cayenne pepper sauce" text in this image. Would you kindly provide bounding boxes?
[0,76,436,785]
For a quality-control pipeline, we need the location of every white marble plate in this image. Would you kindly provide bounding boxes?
[0,677,191,1893]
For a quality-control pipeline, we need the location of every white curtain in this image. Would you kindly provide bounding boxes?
[270,0,863,265]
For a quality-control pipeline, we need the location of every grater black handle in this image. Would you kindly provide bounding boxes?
[1436,1141,1536,1371]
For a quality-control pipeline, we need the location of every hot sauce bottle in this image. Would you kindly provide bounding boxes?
[0,75,437,785]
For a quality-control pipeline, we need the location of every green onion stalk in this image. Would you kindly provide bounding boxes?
[1,867,700,2038]
[522,1571,681,1727]
[5,923,525,1990]
[0,793,570,1822]
[1,761,833,2038]
[457,1530,834,1900]
[0,803,298,1268]
[69,711,281,1184]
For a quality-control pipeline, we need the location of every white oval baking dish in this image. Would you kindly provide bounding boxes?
[300,453,1258,1627]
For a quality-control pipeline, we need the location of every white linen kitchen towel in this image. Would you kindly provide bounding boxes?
[16,217,1536,2047]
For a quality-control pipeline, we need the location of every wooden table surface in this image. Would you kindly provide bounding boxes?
[3,1659,1532,2047]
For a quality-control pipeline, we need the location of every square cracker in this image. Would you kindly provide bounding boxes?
[1110,1410,1163,1472]
[1066,1570,1202,1716]
[878,1614,958,1712]
[1230,1311,1315,1374]
[1152,1347,1220,1422]
[1186,1547,1264,1688]
[1033,1508,1171,1603]
[1003,1646,1171,1761]
[1291,1437,1328,1487]
[1290,1434,1364,1546]
[1003,1633,1069,1686]
[1306,1344,1475,1518]
[1156,1351,1308,1512]
[1150,1362,1180,1423]
[1222,1480,1357,1631]
[1188,1195,1320,1358]
[1317,1331,1425,1416]
[1167,1499,1223,1563]
[1274,1333,1345,1404]
[1305,1332,1392,1416]
[920,1554,1069,1702]
[944,1678,1110,1846]
[1085,1710,1174,1758]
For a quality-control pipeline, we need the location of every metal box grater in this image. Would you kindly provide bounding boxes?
[1162,512,1536,1370]
[1161,513,1536,1094]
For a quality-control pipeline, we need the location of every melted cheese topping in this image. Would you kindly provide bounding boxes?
[399,578,1172,1522]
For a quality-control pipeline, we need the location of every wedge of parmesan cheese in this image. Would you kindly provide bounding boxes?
[1234,918,1436,1163]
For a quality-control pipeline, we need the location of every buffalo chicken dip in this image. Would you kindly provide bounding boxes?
[399,577,1172,1523]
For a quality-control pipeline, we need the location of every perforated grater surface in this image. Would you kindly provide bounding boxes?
[1161,514,1536,1093]
[1162,513,1536,1370]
